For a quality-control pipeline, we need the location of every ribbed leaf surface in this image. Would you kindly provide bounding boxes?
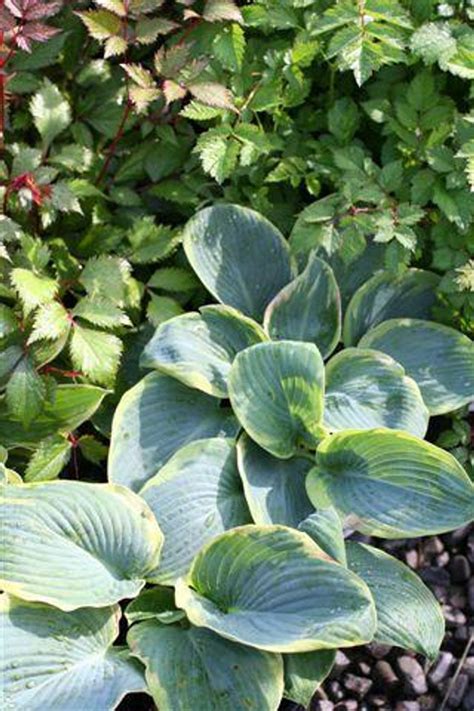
[128,621,284,711]
[346,542,444,660]
[141,438,251,584]
[0,481,163,610]
[109,372,238,491]
[141,305,267,397]
[359,319,474,415]
[307,429,474,538]
[1,596,146,711]
[324,348,429,437]
[176,525,376,652]
[229,341,326,458]
[264,255,341,359]
[284,650,335,707]
[237,434,313,527]
[183,204,292,320]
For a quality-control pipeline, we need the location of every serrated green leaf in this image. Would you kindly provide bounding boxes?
[10,268,58,315]
[24,434,72,482]
[70,324,122,386]
[28,302,71,344]
[30,79,72,149]
[6,356,46,428]
[73,296,131,328]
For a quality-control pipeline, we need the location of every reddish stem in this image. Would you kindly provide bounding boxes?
[95,99,132,186]
[41,365,83,378]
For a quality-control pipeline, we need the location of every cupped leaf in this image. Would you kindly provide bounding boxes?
[343,269,440,346]
[128,620,284,711]
[0,595,146,711]
[175,525,376,653]
[0,481,163,610]
[324,348,429,438]
[140,438,251,585]
[346,542,444,660]
[228,341,326,458]
[298,509,346,566]
[284,650,335,707]
[237,434,313,527]
[359,319,474,415]
[182,204,292,320]
[264,254,341,359]
[109,372,238,492]
[126,587,185,626]
[306,429,474,538]
[140,305,267,398]
[0,384,108,448]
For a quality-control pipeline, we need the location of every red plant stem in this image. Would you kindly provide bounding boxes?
[41,365,83,378]
[95,100,132,186]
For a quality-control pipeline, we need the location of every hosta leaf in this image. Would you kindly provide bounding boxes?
[183,204,292,320]
[324,348,429,438]
[128,621,283,711]
[140,438,251,585]
[1,596,146,711]
[237,434,313,527]
[228,341,326,458]
[343,269,440,346]
[24,434,71,482]
[359,319,474,415]
[70,324,123,386]
[0,384,107,448]
[346,542,444,660]
[30,79,71,149]
[141,305,267,398]
[264,254,341,359]
[6,356,46,427]
[306,429,474,538]
[176,525,376,652]
[0,480,163,610]
[298,509,346,566]
[109,372,238,492]
[125,587,185,626]
[284,650,335,707]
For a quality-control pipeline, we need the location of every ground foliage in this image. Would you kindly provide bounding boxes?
[0,1,474,709]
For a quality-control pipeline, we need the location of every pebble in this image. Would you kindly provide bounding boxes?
[368,643,391,659]
[468,578,474,610]
[443,605,467,627]
[449,586,466,609]
[423,537,444,555]
[328,680,344,701]
[467,532,474,565]
[420,567,450,587]
[450,554,471,583]
[436,552,450,567]
[343,674,372,699]
[357,661,371,676]
[405,549,418,569]
[463,656,474,681]
[334,702,357,711]
[395,703,420,711]
[446,673,469,708]
[428,651,453,685]
[418,694,438,710]
[313,702,334,711]
[462,684,474,710]
[334,651,351,671]
[448,524,472,544]
[367,696,388,708]
[397,656,428,695]
[374,660,399,689]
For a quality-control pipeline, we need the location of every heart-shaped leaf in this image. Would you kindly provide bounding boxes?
[1,595,146,710]
[343,269,440,346]
[237,433,313,527]
[109,372,238,492]
[264,254,341,358]
[346,542,444,660]
[359,319,474,415]
[306,429,474,538]
[183,204,292,320]
[0,481,163,610]
[140,438,251,585]
[324,348,429,438]
[175,525,376,653]
[125,587,185,626]
[141,305,267,398]
[128,620,284,711]
[228,341,326,458]
[284,650,335,707]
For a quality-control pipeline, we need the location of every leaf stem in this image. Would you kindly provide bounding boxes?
[95,99,132,186]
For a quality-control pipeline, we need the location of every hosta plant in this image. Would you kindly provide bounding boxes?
[2,204,473,710]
